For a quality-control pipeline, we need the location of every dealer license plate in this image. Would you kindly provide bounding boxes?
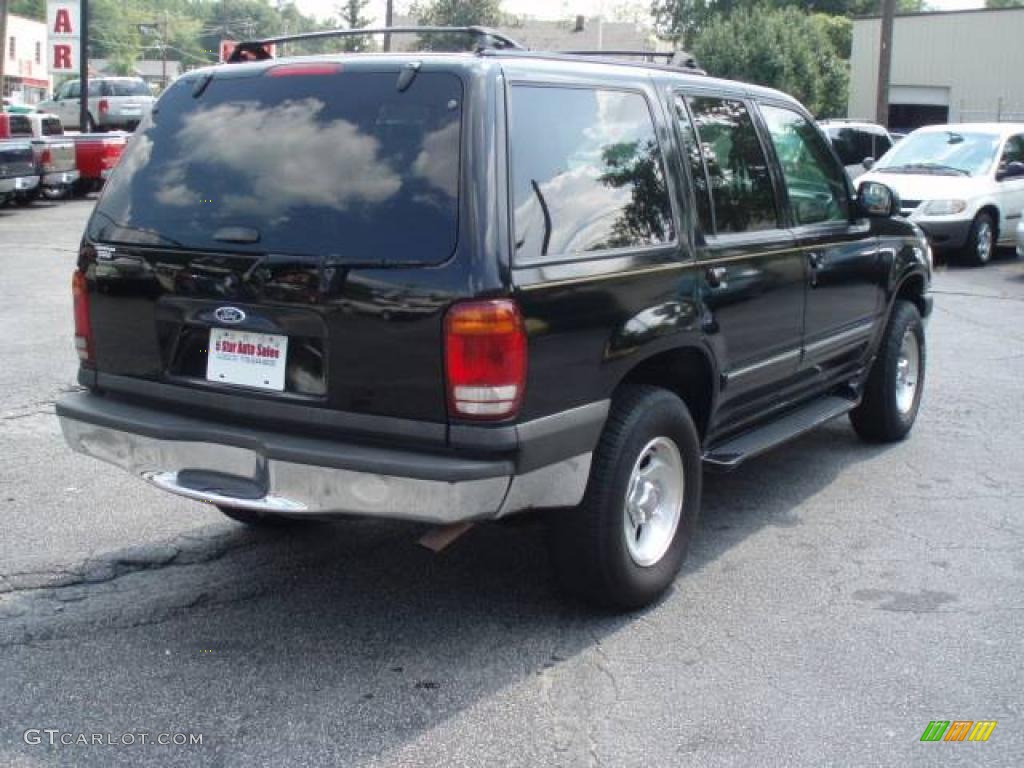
[206,328,288,391]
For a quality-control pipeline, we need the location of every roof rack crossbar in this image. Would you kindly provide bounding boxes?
[227,26,525,62]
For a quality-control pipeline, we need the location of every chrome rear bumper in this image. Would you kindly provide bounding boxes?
[57,392,591,523]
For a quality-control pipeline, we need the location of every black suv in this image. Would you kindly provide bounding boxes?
[57,28,932,610]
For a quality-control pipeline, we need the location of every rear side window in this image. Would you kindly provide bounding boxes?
[828,127,874,166]
[673,95,713,236]
[89,70,463,265]
[686,96,778,234]
[509,86,674,262]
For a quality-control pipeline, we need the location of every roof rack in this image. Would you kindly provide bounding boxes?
[561,50,703,72]
[226,26,526,63]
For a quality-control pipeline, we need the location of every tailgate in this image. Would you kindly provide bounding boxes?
[34,138,77,173]
[81,64,471,427]
[0,140,35,178]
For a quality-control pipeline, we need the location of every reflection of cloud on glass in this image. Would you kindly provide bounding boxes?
[413,121,459,199]
[158,98,402,216]
[516,164,633,255]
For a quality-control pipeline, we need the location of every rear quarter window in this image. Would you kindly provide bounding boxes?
[508,85,674,263]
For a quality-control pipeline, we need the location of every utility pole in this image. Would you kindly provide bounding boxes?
[384,0,393,52]
[161,10,168,90]
[875,0,896,128]
[0,0,9,103]
[80,0,89,131]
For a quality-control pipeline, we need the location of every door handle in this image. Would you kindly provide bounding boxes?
[706,266,728,289]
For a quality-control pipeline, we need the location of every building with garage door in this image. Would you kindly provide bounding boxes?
[848,7,1024,133]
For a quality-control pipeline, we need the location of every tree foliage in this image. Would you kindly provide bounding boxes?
[985,0,1024,7]
[336,0,375,51]
[690,6,850,117]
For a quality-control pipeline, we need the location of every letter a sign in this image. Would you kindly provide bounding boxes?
[47,0,82,74]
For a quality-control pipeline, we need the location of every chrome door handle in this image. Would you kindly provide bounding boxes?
[706,266,728,288]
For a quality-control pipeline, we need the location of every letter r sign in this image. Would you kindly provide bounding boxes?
[47,0,82,73]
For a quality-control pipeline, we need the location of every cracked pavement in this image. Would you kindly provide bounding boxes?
[1,200,1022,766]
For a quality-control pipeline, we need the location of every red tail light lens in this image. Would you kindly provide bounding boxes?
[40,147,53,171]
[100,140,124,169]
[98,98,109,114]
[72,270,94,364]
[445,300,527,420]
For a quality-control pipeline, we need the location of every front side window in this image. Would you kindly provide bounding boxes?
[998,135,1024,171]
[686,96,777,234]
[760,105,849,226]
[509,86,674,262]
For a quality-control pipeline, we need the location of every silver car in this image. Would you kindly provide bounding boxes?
[1017,218,1023,259]
[37,77,154,132]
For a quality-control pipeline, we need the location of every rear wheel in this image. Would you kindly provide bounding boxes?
[548,385,701,610]
[964,212,996,266]
[850,300,925,442]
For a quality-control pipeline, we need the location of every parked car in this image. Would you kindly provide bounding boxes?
[819,119,895,181]
[37,77,154,132]
[56,32,932,610]
[0,139,39,205]
[860,123,1024,265]
[1017,218,1024,259]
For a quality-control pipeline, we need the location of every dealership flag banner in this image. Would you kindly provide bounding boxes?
[47,0,82,74]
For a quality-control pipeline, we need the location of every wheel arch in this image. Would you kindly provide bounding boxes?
[976,204,1001,241]
[612,344,718,441]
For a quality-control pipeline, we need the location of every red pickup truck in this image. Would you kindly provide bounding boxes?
[71,133,128,195]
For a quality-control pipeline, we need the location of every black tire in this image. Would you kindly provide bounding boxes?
[850,301,925,443]
[964,211,996,267]
[548,385,702,611]
[217,505,305,527]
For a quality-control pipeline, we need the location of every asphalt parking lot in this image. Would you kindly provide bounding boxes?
[1,198,1022,767]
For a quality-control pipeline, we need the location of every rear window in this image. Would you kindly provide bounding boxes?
[42,117,63,136]
[103,79,151,97]
[8,115,32,137]
[90,69,463,265]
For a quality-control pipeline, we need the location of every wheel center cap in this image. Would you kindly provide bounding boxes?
[629,479,661,526]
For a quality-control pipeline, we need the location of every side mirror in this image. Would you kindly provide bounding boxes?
[857,181,900,218]
[996,161,1024,181]
[862,157,876,170]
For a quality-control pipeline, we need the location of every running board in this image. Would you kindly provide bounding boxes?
[703,395,857,470]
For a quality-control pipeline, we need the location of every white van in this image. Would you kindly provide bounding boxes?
[859,123,1024,265]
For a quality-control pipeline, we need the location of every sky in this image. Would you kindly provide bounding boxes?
[295,0,987,25]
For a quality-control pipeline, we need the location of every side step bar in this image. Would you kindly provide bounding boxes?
[703,395,858,470]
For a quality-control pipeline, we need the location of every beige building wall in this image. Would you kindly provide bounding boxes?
[849,8,1024,126]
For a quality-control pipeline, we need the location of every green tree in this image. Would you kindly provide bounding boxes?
[691,6,850,118]
[411,0,504,49]
[985,0,1024,7]
[336,0,374,51]
[9,0,46,20]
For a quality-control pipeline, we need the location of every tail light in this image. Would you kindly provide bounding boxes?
[40,147,53,171]
[444,300,526,420]
[100,139,124,170]
[72,270,94,364]
[98,99,109,114]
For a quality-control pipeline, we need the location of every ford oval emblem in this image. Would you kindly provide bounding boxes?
[214,306,246,324]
